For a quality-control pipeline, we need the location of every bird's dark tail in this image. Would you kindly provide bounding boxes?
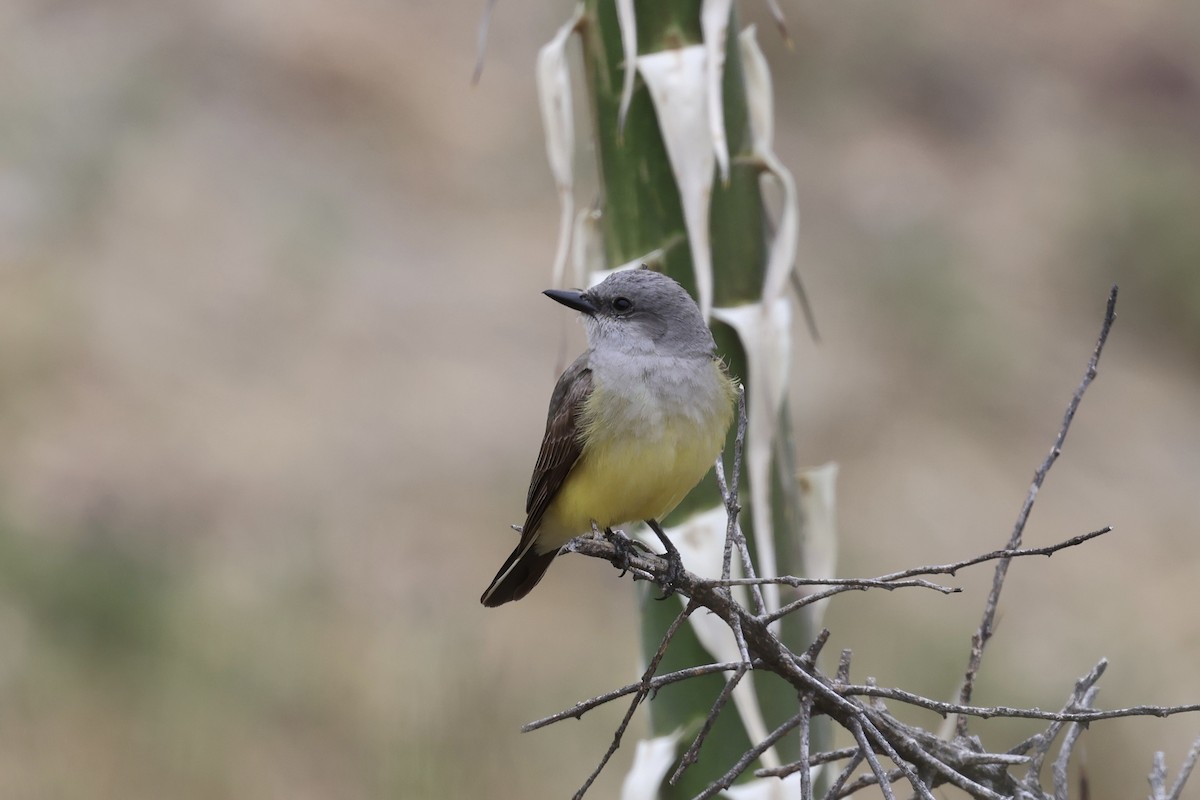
[480,542,558,607]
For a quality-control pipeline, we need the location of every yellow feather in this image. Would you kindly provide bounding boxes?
[535,360,735,552]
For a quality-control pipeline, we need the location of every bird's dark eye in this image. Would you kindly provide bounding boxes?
[612,297,633,313]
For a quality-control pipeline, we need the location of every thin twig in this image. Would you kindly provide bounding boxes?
[570,599,698,799]
[761,578,959,625]
[858,715,944,800]
[836,649,852,684]
[835,691,1200,724]
[876,527,1113,584]
[958,286,1118,735]
[713,575,957,591]
[829,767,904,799]
[1151,751,1170,800]
[756,746,859,778]
[1167,735,1200,800]
[714,386,766,617]
[797,628,831,670]
[798,694,814,799]
[669,662,750,785]
[522,660,752,732]
[1018,660,1108,794]
[850,717,898,800]
[692,707,808,800]
[1052,686,1098,800]
[822,751,865,800]
[715,394,753,667]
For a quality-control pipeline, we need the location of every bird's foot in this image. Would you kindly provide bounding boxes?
[644,519,687,600]
[605,528,643,577]
[655,547,686,600]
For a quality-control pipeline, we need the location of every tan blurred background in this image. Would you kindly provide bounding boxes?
[1,0,1199,798]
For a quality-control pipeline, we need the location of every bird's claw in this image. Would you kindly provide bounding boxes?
[605,529,640,577]
[655,548,686,600]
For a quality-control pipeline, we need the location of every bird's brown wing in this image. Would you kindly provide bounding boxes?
[522,353,593,541]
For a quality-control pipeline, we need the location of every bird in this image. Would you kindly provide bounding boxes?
[480,267,735,607]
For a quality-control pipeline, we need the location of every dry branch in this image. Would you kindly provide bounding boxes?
[526,287,1200,798]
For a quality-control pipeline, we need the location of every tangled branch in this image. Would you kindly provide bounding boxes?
[532,287,1200,798]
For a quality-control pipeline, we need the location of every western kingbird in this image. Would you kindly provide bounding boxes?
[481,268,735,607]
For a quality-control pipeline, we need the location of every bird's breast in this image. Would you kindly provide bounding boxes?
[535,356,734,541]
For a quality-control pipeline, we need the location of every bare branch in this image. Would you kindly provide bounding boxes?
[822,751,866,799]
[836,690,1200,725]
[569,600,698,799]
[874,527,1113,584]
[850,717,899,800]
[829,765,903,799]
[1052,686,1098,800]
[714,385,766,617]
[669,662,750,785]
[1167,735,1200,800]
[797,694,814,799]
[692,707,809,800]
[958,286,1119,732]
[527,286,1200,800]
[756,746,859,779]
[1019,661,1108,792]
[521,660,752,732]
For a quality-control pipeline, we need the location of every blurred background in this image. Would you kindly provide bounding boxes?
[1,0,1199,797]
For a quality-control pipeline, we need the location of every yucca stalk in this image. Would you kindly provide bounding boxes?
[534,1,833,795]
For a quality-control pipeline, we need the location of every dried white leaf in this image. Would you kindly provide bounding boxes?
[739,25,773,153]
[537,4,584,289]
[761,0,791,46]
[571,206,605,288]
[701,0,732,183]
[758,150,799,307]
[711,299,792,619]
[739,25,799,307]
[621,731,682,800]
[637,45,715,320]
[797,462,838,629]
[616,0,637,134]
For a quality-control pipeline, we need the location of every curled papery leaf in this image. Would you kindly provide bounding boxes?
[620,731,682,800]
[712,299,793,620]
[739,25,799,307]
[537,4,584,289]
[739,25,773,153]
[637,45,715,320]
[701,0,733,183]
[615,0,637,135]
[571,206,605,289]
[797,462,839,630]
[761,0,791,46]
[635,507,780,771]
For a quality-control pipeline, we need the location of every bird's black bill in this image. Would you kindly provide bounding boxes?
[543,288,596,315]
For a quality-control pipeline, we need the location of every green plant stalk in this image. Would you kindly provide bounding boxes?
[578,1,816,795]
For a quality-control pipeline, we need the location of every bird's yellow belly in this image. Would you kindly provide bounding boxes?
[538,415,725,550]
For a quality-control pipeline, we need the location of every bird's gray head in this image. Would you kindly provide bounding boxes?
[544,269,715,358]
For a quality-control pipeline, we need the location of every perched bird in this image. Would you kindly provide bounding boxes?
[481,268,735,607]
